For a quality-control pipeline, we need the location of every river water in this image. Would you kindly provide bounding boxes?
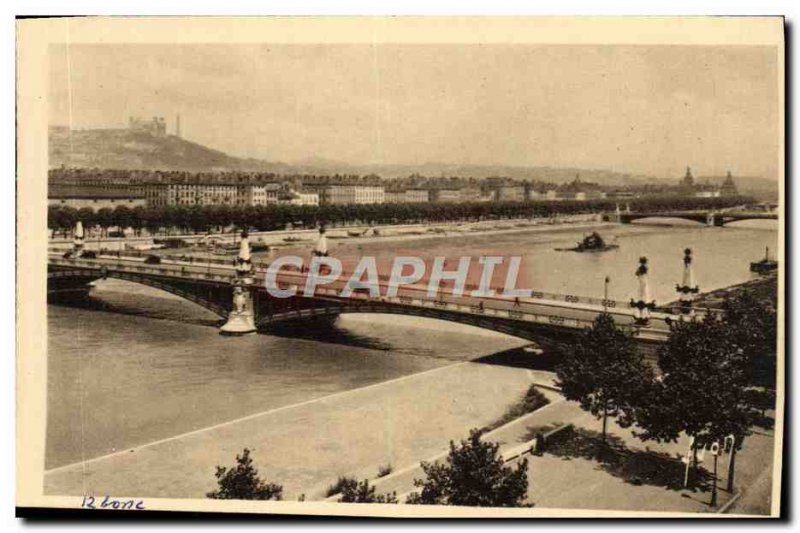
[46,220,777,469]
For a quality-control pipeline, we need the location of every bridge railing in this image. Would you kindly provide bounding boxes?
[268,285,669,340]
[266,268,680,331]
[48,255,240,284]
[49,254,718,324]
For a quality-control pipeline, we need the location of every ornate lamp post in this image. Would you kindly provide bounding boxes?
[630,257,656,325]
[709,441,720,508]
[676,248,699,316]
[73,220,85,256]
[313,225,329,257]
[220,230,256,335]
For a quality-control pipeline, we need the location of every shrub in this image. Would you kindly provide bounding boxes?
[325,476,356,498]
[337,477,397,503]
[206,448,283,501]
[377,464,393,478]
[406,429,531,507]
[483,385,550,433]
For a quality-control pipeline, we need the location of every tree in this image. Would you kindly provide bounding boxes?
[555,313,652,444]
[77,207,96,233]
[334,477,397,503]
[406,429,530,507]
[112,205,133,233]
[96,207,114,237]
[634,314,758,489]
[206,448,283,500]
[721,290,778,389]
[130,206,146,236]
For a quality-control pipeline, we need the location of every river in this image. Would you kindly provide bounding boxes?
[46,220,778,470]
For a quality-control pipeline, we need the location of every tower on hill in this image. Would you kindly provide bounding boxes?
[128,116,166,136]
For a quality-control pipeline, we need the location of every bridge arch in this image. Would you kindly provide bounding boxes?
[257,301,586,346]
[48,269,230,319]
[623,215,708,225]
[716,217,779,227]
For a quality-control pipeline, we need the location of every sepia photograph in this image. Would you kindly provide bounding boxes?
[16,16,784,518]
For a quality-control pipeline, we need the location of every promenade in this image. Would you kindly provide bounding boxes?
[44,348,774,515]
[367,370,774,515]
[45,355,533,499]
[48,215,610,252]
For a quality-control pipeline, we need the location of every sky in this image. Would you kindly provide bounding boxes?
[49,43,780,179]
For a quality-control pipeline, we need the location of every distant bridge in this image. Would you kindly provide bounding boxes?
[618,211,778,227]
[47,252,715,355]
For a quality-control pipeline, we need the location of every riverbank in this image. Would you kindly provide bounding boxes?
[696,272,778,308]
[45,349,535,499]
[48,214,610,252]
[666,272,778,310]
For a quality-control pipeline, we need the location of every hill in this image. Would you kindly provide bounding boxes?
[48,126,293,173]
[48,126,778,199]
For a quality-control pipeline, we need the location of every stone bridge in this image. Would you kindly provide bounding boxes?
[48,253,701,356]
[617,211,778,227]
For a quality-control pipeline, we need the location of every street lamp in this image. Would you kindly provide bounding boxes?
[603,276,610,312]
[709,441,720,508]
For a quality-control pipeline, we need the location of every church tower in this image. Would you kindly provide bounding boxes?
[721,170,737,196]
[681,166,695,190]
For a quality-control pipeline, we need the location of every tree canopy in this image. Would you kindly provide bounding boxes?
[406,429,530,507]
[48,194,751,237]
[555,313,652,443]
[634,314,757,449]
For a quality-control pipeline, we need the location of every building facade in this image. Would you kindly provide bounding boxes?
[278,190,320,206]
[247,183,281,206]
[49,185,147,210]
[385,189,430,203]
[316,185,385,205]
[430,189,462,203]
[493,186,526,202]
[143,181,281,207]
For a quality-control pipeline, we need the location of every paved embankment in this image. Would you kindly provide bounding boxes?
[363,370,774,516]
[48,216,611,251]
[45,359,534,499]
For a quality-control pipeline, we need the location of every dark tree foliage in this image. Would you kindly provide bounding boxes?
[555,313,652,443]
[206,448,283,501]
[635,314,757,449]
[47,195,752,237]
[335,477,398,503]
[631,292,776,489]
[721,290,778,389]
[406,429,530,507]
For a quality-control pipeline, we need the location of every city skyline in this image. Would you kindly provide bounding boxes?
[49,43,780,180]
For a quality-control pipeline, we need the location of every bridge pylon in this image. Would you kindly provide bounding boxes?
[609,204,621,223]
[220,231,257,335]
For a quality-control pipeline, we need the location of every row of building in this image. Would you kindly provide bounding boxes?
[48,167,739,211]
[48,182,626,210]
